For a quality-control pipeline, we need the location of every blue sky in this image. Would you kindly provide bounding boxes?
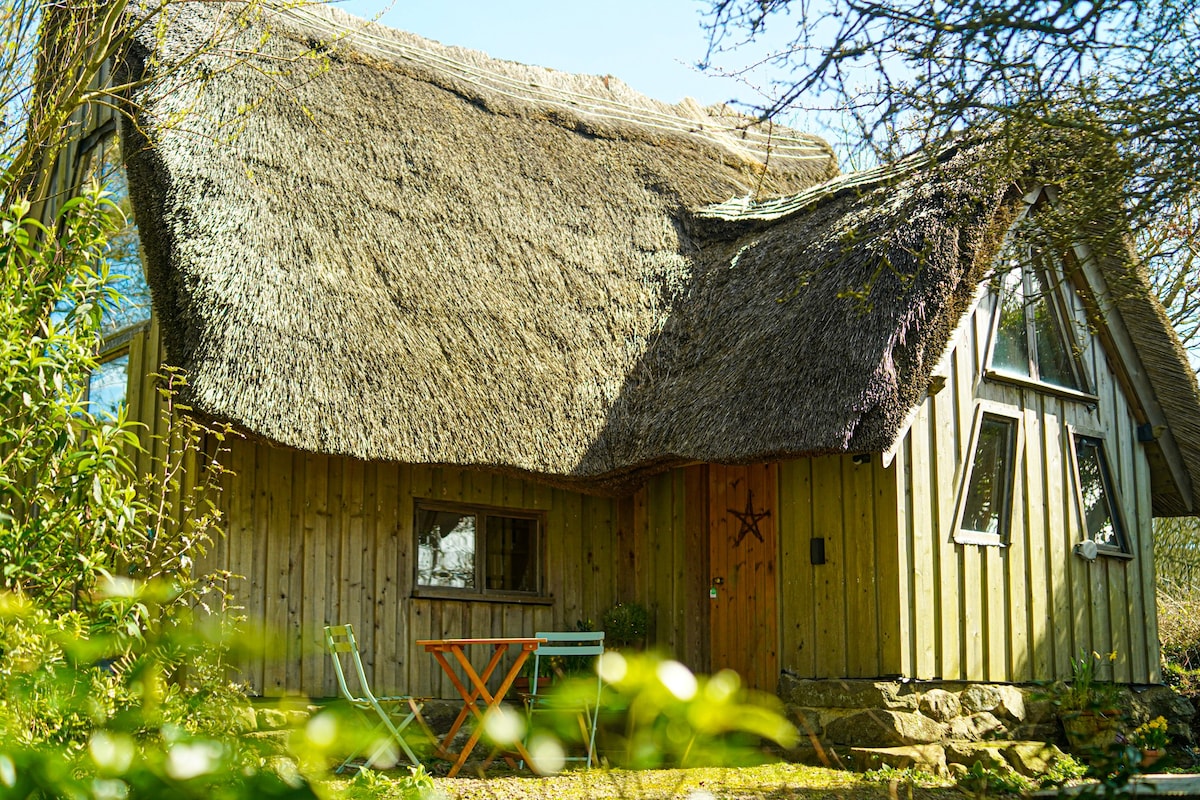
[335,1,805,114]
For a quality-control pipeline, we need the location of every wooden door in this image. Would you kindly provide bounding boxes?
[708,463,779,691]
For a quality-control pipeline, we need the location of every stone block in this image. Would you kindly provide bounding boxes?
[1023,696,1057,724]
[284,709,310,728]
[1004,742,1064,777]
[228,704,258,733]
[256,708,289,731]
[946,711,1007,742]
[849,745,948,778]
[824,709,944,746]
[781,677,919,711]
[960,684,1001,714]
[994,686,1027,722]
[790,707,824,737]
[1009,721,1059,742]
[945,741,1015,773]
[920,689,962,722]
[1129,685,1196,743]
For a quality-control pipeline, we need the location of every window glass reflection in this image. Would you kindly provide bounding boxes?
[416,510,476,588]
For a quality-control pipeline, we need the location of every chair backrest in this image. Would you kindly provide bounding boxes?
[534,630,606,658]
[531,631,605,695]
[324,624,378,704]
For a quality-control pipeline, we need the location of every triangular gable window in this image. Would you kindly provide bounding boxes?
[990,239,1084,391]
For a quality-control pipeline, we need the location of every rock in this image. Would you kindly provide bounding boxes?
[945,741,1015,773]
[850,745,948,778]
[790,707,824,737]
[920,689,962,722]
[227,704,258,733]
[1129,685,1196,744]
[782,677,920,711]
[1009,722,1060,742]
[243,730,290,754]
[960,685,1001,714]
[284,709,310,728]
[1005,742,1064,777]
[947,711,1007,742]
[825,709,944,746]
[994,686,1027,722]
[1024,696,1057,723]
[256,708,289,731]
[948,762,969,778]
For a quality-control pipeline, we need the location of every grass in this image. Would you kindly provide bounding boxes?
[334,763,962,800]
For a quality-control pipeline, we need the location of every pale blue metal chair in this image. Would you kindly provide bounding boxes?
[324,624,428,771]
[525,630,605,768]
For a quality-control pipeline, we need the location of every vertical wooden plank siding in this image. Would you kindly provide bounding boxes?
[893,277,1160,683]
[186,440,636,698]
[775,456,900,679]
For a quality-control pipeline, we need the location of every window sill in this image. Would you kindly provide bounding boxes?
[1096,548,1134,562]
[984,369,1099,404]
[412,588,554,605]
[954,531,1007,548]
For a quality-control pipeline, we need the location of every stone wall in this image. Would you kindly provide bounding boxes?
[778,676,1195,776]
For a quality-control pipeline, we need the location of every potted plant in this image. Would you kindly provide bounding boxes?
[601,602,649,650]
[1130,716,1170,769]
[1051,650,1126,752]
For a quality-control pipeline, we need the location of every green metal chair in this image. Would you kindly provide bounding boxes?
[524,630,605,768]
[324,624,428,771]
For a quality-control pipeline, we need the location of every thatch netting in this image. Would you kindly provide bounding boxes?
[116,3,1200,507]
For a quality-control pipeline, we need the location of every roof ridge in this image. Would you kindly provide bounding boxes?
[278,3,830,166]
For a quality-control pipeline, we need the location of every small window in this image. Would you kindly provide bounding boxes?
[415,503,541,596]
[77,133,151,336]
[955,412,1018,545]
[1073,435,1130,555]
[87,352,129,420]
[989,239,1084,391]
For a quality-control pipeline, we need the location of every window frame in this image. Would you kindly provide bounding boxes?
[412,500,549,603]
[983,230,1094,400]
[74,127,153,338]
[85,344,132,421]
[1067,429,1133,559]
[953,404,1022,547]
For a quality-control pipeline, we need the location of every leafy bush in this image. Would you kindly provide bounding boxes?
[511,651,798,772]
[1159,589,1200,671]
[0,191,337,798]
[601,603,649,647]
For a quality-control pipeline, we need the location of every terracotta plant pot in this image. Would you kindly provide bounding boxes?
[1061,710,1122,752]
[1139,748,1165,769]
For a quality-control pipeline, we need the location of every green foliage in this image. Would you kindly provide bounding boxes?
[513,651,798,772]
[0,186,331,797]
[0,581,336,799]
[338,766,433,800]
[1131,717,1170,751]
[600,603,649,647]
[1041,752,1087,787]
[1158,588,1200,671]
[863,764,947,787]
[1046,650,1124,713]
[955,763,1032,796]
[0,193,140,608]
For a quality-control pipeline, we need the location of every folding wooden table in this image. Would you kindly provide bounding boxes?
[417,637,545,777]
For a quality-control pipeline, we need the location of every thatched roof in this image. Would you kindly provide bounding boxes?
[117,4,1200,509]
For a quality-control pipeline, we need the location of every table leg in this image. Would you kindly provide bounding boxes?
[444,644,508,777]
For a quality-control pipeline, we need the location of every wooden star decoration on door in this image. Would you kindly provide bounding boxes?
[729,490,770,546]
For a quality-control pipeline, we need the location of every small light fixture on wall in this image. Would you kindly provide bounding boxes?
[1073,540,1099,561]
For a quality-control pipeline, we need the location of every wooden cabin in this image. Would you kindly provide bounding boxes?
[59,4,1200,701]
